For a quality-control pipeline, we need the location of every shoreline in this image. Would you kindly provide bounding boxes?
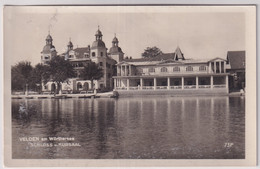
[11,91,245,99]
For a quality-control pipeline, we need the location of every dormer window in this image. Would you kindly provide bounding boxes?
[173,66,180,72]
[161,67,167,72]
[186,66,193,71]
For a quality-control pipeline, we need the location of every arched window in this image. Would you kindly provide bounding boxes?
[92,52,95,57]
[186,66,193,71]
[149,67,155,73]
[199,66,206,71]
[173,66,180,72]
[161,67,168,72]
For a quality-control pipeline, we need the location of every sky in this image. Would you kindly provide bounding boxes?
[4,6,246,66]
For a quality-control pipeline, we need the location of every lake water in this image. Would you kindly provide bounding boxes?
[12,96,245,159]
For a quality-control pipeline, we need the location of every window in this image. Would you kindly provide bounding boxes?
[173,67,180,72]
[149,67,155,73]
[69,55,73,58]
[199,66,206,71]
[161,67,168,72]
[99,62,103,66]
[106,63,111,68]
[186,66,193,71]
[139,68,143,73]
[92,52,95,57]
[44,56,49,59]
[108,73,111,78]
[101,52,103,57]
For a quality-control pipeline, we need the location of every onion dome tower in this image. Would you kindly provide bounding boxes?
[90,26,107,58]
[65,38,73,60]
[109,34,124,63]
[41,31,57,64]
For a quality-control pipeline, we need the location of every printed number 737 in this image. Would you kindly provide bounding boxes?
[224,143,234,148]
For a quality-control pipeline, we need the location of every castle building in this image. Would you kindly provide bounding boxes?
[41,27,120,93]
[113,46,230,96]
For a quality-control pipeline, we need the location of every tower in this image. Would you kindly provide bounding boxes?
[90,26,107,60]
[41,32,57,64]
[65,38,73,60]
[108,34,124,63]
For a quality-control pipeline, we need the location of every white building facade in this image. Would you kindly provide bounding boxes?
[113,47,229,96]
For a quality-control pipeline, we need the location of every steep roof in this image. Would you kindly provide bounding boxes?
[227,51,245,69]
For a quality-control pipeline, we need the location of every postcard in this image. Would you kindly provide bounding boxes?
[3,5,256,167]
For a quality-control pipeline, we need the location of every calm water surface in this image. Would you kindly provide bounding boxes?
[12,96,245,159]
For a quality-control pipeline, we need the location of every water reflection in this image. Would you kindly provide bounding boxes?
[12,96,245,159]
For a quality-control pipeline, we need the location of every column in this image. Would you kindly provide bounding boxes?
[154,78,157,90]
[120,65,123,76]
[167,77,170,90]
[124,65,127,76]
[209,62,212,73]
[214,62,216,73]
[210,75,213,89]
[224,61,227,73]
[140,78,143,90]
[181,77,184,90]
[219,61,222,73]
[127,79,129,90]
[226,75,229,93]
[114,78,116,89]
[196,76,199,89]
[129,65,132,76]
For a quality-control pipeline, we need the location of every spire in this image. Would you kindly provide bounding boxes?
[95,25,103,40]
[67,37,73,50]
[174,46,185,60]
[112,33,119,47]
[46,31,53,45]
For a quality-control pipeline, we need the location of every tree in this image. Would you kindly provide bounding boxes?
[48,56,76,94]
[11,61,33,95]
[30,63,51,92]
[81,62,103,90]
[142,46,163,58]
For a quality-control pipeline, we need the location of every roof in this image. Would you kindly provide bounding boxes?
[91,40,106,48]
[227,51,245,69]
[123,53,176,62]
[42,44,56,53]
[112,36,119,43]
[73,47,90,58]
[46,34,52,40]
[109,46,123,54]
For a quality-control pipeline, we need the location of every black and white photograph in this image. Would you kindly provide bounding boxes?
[3,5,256,167]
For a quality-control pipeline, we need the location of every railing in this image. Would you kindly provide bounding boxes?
[115,87,127,90]
[199,85,211,89]
[213,85,226,88]
[156,86,168,90]
[142,86,154,90]
[129,87,139,90]
[115,85,226,90]
[184,85,196,89]
[170,86,182,89]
